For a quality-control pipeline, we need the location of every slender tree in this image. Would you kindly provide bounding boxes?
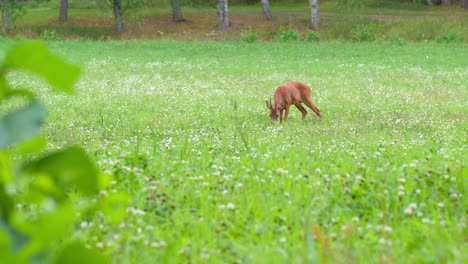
[261,0,272,20]
[441,0,451,6]
[59,0,68,22]
[309,0,320,29]
[426,0,433,5]
[2,0,11,31]
[171,0,184,22]
[113,0,124,36]
[461,0,468,9]
[217,0,229,29]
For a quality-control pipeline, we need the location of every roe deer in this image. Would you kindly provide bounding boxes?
[265,81,321,123]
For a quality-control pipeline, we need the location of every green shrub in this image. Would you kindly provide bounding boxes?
[389,35,406,46]
[304,31,321,42]
[275,26,301,42]
[350,26,376,42]
[240,30,259,43]
[435,32,463,44]
[42,30,63,41]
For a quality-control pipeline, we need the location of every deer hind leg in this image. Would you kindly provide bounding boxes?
[295,104,307,120]
[304,97,322,118]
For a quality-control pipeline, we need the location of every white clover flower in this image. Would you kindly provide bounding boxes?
[404,207,413,216]
[80,221,89,229]
[276,168,286,175]
[226,202,235,210]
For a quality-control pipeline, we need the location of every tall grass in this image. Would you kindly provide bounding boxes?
[3,40,467,263]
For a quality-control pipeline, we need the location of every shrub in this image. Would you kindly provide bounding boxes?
[350,26,376,42]
[42,30,63,41]
[435,32,463,44]
[304,31,320,42]
[240,30,259,43]
[389,35,406,46]
[275,26,301,42]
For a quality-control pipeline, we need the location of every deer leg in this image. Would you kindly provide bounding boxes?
[284,105,291,121]
[304,98,322,118]
[295,104,307,120]
[279,109,284,123]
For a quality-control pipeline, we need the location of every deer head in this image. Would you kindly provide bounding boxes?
[265,99,280,122]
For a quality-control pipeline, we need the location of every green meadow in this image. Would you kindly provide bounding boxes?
[3,40,467,263]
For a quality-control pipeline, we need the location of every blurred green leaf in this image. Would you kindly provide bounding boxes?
[24,146,99,197]
[55,242,108,264]
[0,101,47,149]
[0,225,17,264]
[30,174,64,201]
[12,203,75,246]
[0,185,14,220]
[0,151,13,183]
[3,41,81,93]
[0,219,29,263]
[99,192,129,224]
[16,136,47,155]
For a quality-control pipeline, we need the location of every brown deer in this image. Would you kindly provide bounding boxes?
[265,81,321,123]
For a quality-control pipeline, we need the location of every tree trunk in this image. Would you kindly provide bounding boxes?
[59,0,68,22]
[171,0,184,22]
[261,0,272,20]
[217,0,229,29]
[2,0,11,31]
[309,0,320,30]
[426,0,433,5]
[460,0,468,9]
[441,0,451,6]
[113,0,124,36]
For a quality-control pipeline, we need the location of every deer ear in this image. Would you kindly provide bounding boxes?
[265,100,271,109]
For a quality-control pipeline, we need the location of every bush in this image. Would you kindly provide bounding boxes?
[435,32,463,44]
[350,26,376,42]
[389,35,406,46]
[304,31,321,42]
[240,30,259,43]
[42,30,63,41]
[275,26,301,42]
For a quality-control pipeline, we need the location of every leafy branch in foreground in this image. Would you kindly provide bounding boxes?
[0,41,126,263]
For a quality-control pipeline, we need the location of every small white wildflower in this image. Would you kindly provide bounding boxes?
[96,242,104,249]
[384,226,392,234]
[378,238,386,245]
[276,168,286,175]
[404,207,413,216]
[80,221,89,229]
[226,202,235,210]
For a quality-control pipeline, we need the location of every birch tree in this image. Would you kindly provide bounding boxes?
[441,0,451,6]
[217,0,229,29]
[2,0,11,31]
[461,0,468,9]
[309,0,320,30]
[171,0,184,22]
[261,0,272,20]
[113,0,124,36]
[59,0,68,22]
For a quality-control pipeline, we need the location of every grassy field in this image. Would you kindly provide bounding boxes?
[3,40,468,263]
